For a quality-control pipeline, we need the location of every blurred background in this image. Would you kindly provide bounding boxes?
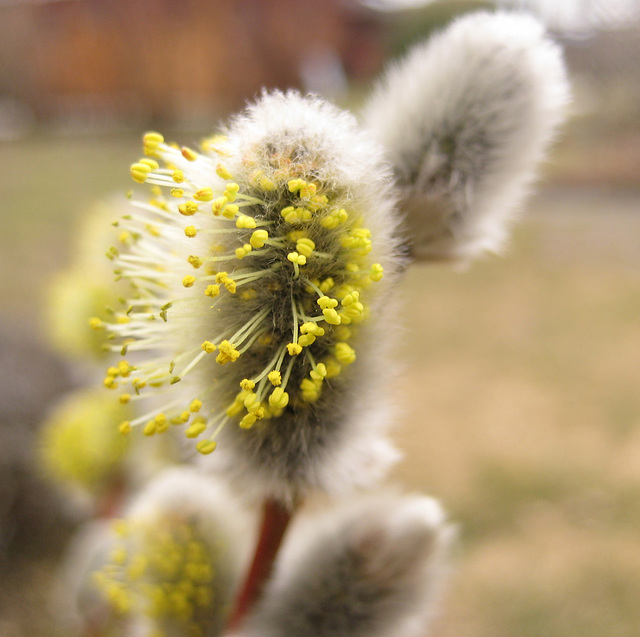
[0,0,639,635]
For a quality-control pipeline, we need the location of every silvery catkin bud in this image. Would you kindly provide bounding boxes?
[97,91,404,503]
[363,11,570,262]
[236,493,453,637]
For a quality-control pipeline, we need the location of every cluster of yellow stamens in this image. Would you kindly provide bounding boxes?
[93,517,218,636]
[96,130,385,454]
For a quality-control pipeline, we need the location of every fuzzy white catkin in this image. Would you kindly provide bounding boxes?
[235,493,453,637]
[199,92,405,505]
[55,468,253,637]
[362,11,570,262]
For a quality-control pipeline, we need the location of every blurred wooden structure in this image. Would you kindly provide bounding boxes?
[0,0,385,126]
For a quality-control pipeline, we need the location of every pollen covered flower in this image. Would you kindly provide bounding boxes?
[39,388,131,498]
[88,468,251,637]
[99,92,402,501]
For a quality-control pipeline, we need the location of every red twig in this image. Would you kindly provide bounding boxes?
[226,498,294,631]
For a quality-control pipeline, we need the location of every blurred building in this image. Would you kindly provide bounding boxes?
[0,0,386,130]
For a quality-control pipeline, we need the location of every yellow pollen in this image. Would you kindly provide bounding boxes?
[178,201,199,216]
[212,197,228,216]
[240,379,255,390]
[267,371,281,386]
[186,420,207,438]
[240,413,257,429]
[183,275,196,288]
[236,214,257,229]
[287,343,302,356]
[182,147,198,161]
[250,229,268,249]
[143,131,164,153]
[204,284,220,298]
[130,162,151,183]
[172,170,185,183]
[189,399,202,413]
[194,188,214,202]
[188,256,203,269]
[370,263,384,281]
[185,226,198,238]
[287,251,306,266]
[216,163,233,180]
[268,387,289,409]
[201,341,217,353]
[196,440,217,454]
[296,238,315,257]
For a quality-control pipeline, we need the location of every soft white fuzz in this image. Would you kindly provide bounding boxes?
[363,11,570,262]
[236,493,453,637]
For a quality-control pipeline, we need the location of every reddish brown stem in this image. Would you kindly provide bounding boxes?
[227,498,295,631]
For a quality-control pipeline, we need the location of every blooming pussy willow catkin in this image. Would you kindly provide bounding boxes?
[97,92,402,501]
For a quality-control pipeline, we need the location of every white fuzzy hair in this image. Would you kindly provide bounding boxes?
[199,91,405,505]
[235,492,454,637]
[362,11,570,262]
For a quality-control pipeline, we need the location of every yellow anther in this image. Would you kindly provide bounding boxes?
[186,421,207,438]
[319,278,335,293]
[288,178,304,192]
[296,238,315,257]
[299,182,317,198]
[119,394,131,404]
[196,440,217,455]
[187,255,203,269]
[341,291,359,306]
[287,343,302,356]
[310,363,327,380]
[243,392,261,414]
[119,421,132,435]
[216,163,233,180]
[216,340,240,364]
[172,169,185,183]
[130,162,151,183]
[287,251,306,265]
[222,204,239,219]
[143,420,157,436]
[154,413,169,433]
[204,285,219,298]
[236,214,257,229]
[89,317,104,330]
[224,183,240,202]
[178,201,199,216]
[370,263,384,281]
[240,379,255,390]
[333,325,351,341]
[139,158,159,171]
[240,413,257,429]
[182,146,198,161]
[298,334,316,347]
[185,226,198,238]
[183,275,196,288]
[268,387,289,409]
[201,341,216,353]
[194,188,213,202]
[189,399,202,413]
[268,371,281,386]
[300,378,322,403]
[143,131,164,153]
[280,206,298,222]
[215,272,228,283]
[212,196,228,215]
[118,231,131,244]
[235,244,252,260]
[250,229,269,249]
[104,376,118,389]
[317,296,338,310]
[323,308,342,325]
[334,342,356,365]
[258,176,276,191]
